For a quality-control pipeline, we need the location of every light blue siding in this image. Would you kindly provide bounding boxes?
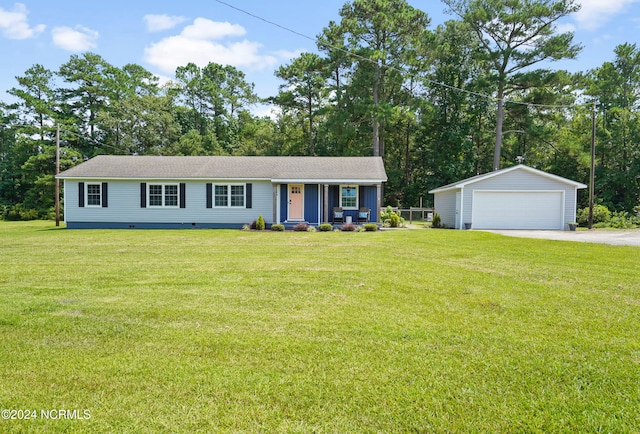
[64,179,273,227]
[434,190,457,228]
[461,170,579,228]
[65,179,385,229]
[432,168,582,230]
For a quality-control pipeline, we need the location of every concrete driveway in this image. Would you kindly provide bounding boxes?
[486,229,640,247]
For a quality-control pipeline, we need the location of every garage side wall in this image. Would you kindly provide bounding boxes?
[434,190,458,229]
[462,170,578,229]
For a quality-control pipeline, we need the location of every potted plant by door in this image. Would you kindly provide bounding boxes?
[568,222,578,231]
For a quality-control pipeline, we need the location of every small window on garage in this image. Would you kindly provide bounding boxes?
[86,183,102,207]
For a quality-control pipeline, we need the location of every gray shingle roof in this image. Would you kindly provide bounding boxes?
[57,155,387,182]
[428,164,586,193]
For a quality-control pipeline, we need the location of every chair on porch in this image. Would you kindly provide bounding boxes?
[333,207,344,223]
[357,207,370,224]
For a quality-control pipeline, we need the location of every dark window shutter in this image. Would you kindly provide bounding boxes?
[78,182,85,207]
[246,183,252,209]
[206,183,212,208]
[180,183,186,208]
[140,183,146,208]
[102,183,108,208]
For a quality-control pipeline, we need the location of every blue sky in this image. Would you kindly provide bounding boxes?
[2,0,640,116]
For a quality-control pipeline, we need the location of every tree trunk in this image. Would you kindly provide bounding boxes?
[493,86,505,171]
[372,63,380,157]
[404,120,411,184]
[334,67,345,155]
[308,94,314,156]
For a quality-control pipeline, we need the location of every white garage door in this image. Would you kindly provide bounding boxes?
[472,191,564,230]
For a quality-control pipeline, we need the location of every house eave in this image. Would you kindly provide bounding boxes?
[429,185,462,194]
[56,175,272,182]
[271,178,386,184]
[57,175,387,185]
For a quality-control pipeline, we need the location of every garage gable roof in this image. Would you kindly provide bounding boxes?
[57,155,388,183]
[428,164,587,193]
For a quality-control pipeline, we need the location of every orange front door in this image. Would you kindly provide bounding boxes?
[288,184,303,220]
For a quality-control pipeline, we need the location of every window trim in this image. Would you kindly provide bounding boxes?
[340,184,358,210]
[214,185,229,207]
[147,183,180,208]
[230,185,245,207]
[85,182,102,207]
[213,183,246,208]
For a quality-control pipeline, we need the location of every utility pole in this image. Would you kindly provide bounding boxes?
[55,124,60,227]
[493,97,504,171]
[588,102,596,230]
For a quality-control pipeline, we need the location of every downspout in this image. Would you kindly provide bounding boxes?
[63,179,68,225]
[459,188,464,230]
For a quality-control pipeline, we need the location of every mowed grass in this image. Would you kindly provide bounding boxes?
[0,221,639,433]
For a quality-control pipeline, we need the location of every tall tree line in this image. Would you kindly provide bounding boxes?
[2,0,640,219]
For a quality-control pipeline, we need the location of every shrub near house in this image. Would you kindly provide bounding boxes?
[380,206,404,227]
[256,215,266,230]
[576,204,640,228]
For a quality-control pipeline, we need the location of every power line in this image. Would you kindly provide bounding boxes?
[62,127,132,154]
[214,0,318,44]
[215,0,490,102]
[1,122,137,155]
[214,0,580,110]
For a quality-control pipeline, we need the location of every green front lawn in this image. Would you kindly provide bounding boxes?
[1,222,638,432]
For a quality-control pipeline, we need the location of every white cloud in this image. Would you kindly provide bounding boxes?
[51,25,99,52]
[574,0,639,30]
[181,18,245,39]
[143,18,279,74]
[143,14,187,32]
[0,2,45,39]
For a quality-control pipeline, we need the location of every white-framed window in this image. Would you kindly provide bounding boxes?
[340,185,358,209]
[214,184,245,208]
[86,183,102,207]
[215,185,228,207]
[148,184,179,208]
[230,185,245,207]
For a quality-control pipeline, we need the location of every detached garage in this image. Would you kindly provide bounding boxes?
[429,165,587,230]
